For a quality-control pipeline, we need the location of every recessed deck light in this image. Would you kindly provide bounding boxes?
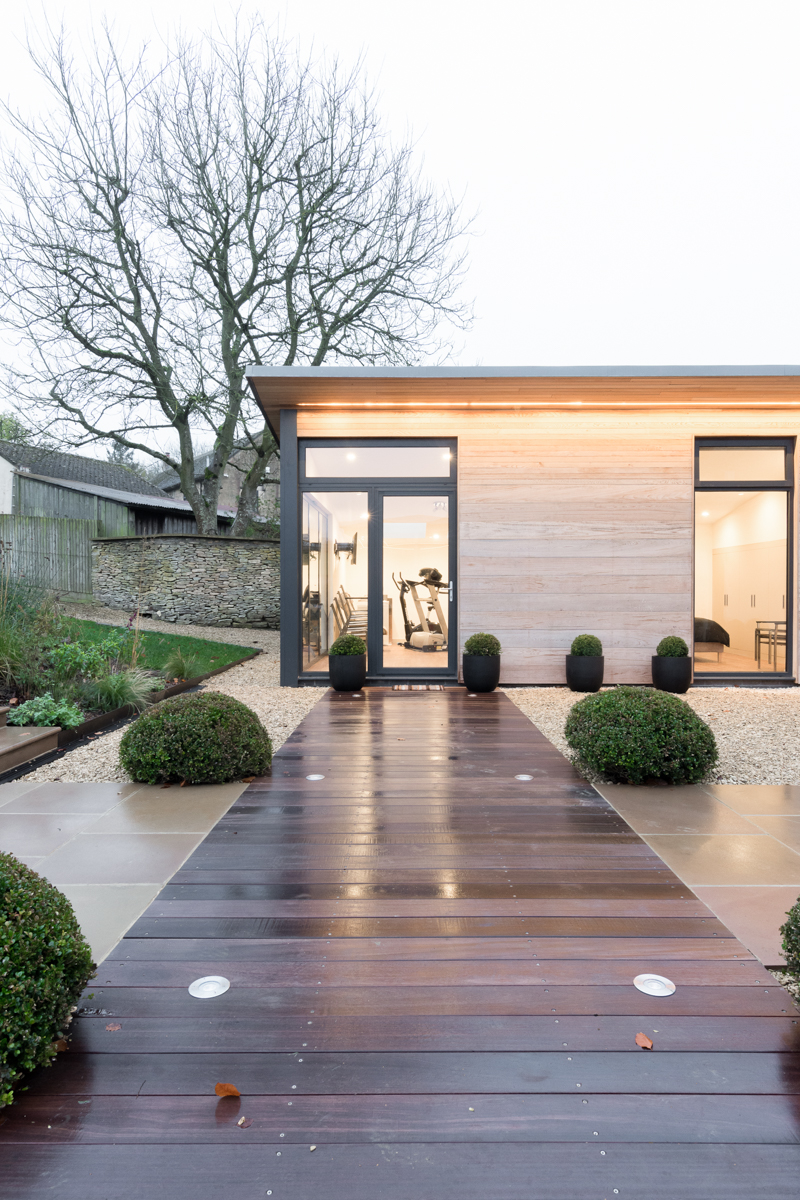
[306,774,325,780]
[515,774,534,781]
[633,973,676,996]
[188,976,230,998]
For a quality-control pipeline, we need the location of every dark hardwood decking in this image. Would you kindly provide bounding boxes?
[3,688,800,1197]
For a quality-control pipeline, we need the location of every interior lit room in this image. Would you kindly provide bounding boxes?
[694,489,788,673]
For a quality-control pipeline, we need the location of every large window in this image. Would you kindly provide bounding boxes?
[298,439,456,678]
[694,439,793,676]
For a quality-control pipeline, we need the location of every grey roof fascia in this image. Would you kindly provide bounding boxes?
[245,364,800,380]
[18,471,235,518]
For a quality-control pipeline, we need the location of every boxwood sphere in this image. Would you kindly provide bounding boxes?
[657,635,689,658]
[464,632,501,656]
[780,898,800,977]
[570,634,603,657]
[329,634,366,656]
[564,686,717,785]
[1,852,94,1107]
[119,691,272,785]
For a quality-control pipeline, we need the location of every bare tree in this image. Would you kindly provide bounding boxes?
[0,19,470,534]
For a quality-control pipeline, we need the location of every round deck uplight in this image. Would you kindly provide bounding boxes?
[633,973,676,997]
[188,975,230,999]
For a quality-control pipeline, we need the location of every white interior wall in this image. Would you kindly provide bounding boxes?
[700,492,788,657]
[694,520,713,617]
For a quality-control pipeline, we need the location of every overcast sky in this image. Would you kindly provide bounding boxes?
[1,0,798,368]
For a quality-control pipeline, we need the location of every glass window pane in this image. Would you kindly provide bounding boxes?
[698,447,785,481]
[305,445,452,478]
[383,495,449,670]
[694,491,787,674]
[302,492,368,671]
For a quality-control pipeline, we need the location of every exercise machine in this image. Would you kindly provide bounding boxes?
[393,567,449,652]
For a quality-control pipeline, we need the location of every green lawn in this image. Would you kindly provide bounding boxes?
[64,618,258,676]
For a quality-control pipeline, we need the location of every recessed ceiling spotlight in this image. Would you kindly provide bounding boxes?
[701,510,710,517]
[346,452,356,461]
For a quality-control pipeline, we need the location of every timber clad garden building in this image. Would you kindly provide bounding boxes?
[246,366,800,689]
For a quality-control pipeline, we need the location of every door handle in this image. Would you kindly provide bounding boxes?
[449,581,454,603]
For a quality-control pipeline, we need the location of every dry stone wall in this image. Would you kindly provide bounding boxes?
[91,534,280,628]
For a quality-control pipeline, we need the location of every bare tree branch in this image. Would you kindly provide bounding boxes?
[0,17,472,535]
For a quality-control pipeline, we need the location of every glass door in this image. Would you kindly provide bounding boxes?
[376,493,454,674]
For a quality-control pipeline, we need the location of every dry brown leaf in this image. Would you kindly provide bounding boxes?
[635,1031,654,1050]
[105,1023,121,1032]
[242,776,255,783]
[54,1039,69,1052]
[160,783,172,790]
[179,779,187,787]
[215,1082,241,1098]
[237,1116,253,1128]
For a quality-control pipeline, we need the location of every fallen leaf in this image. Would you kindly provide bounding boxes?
[105,1023,121,1032]
[310,1145,316,1151]
[54,1039,69,1052]
[242,776,255,783]
[179,779,186,787]
[215,1082,241,1098]
[160,783,172,789]
[237,1116,253,1128]
[635,1031,654,1050]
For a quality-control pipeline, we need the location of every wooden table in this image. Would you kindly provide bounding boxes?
[3,689,800,1197]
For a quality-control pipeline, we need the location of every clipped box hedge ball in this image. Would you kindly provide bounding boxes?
[1,852,94,1108]
[564,685,717,785]
[119,691,272,785]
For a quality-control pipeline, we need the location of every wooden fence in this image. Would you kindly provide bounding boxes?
[0,515,94,598]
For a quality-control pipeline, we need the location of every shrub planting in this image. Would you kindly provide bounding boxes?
[656,636,689,658]
[329,634,366,656]
[570,634,603,656]
[1,852,94,1107]
[119,691,272,784]
[464,633,501,656]
[780,898,800,977]
[565,686,717,785]
[8,692,83,729]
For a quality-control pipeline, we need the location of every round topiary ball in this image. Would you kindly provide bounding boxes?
[570,634,603,656]
[780,898,800,977]
[329,634,366,656]
[564,686,717,785]
[464,633,501,656]
[1,852,94,1108]
[119,691,272,785]
[657,636,689,657]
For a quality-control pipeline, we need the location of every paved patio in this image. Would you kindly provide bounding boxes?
[2,688,799,1198]
[0,779,246,961]
[597,783,800,965]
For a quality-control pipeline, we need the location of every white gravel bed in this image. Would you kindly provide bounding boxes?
[23,607,325,783]
[503,685,800,785]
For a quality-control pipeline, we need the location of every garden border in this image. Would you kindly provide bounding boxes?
[0,650,262,781]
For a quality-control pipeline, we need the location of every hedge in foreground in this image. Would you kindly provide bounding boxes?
[564,686,717,785]
[119,691,272,784]
[780,898,800,977]
[1,852,94,1107]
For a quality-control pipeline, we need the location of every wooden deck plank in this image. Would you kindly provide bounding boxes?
[3,1143,800,1200]
[3,688,799,1197]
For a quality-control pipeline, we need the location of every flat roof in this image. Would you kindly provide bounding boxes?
[245,365,800,441]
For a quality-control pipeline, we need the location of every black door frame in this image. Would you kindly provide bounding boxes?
[280,424,458,685]
[694,435,795,682]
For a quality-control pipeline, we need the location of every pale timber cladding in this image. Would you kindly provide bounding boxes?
[298,405,800,686]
